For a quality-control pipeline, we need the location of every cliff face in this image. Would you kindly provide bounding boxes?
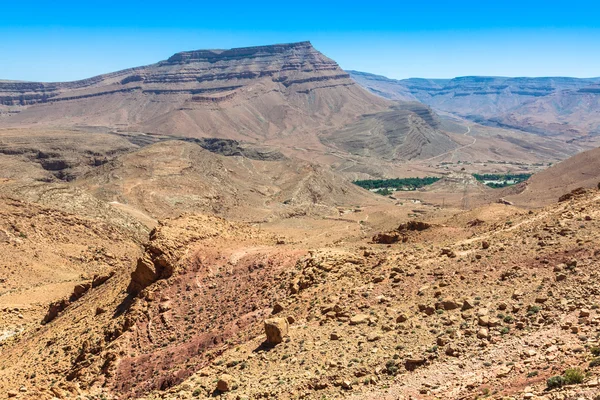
[0,42,352,106]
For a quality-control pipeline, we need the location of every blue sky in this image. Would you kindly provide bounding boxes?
[1,0,599,81]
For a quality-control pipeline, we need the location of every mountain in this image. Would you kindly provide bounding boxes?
[0,42,465,164]
[348,70,418,102]
[350,71,600,141]
[492,83,600,140]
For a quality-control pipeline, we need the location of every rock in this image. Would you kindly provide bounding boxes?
[496,365,512,378]
[461,299,474,311]
[418,304,435,316]
[372,232,401,244]
[405,358,427,371]
[440,299,460,311]
[441,248,457,258]
[481,240,490,249]
[579,309,591,318]
[91,271,115,288]
[330,332,341,340]
[7,390,18,398]
[264,318,289,345]
[217,374,235,392]
[477,328,489,339]
[512,290,523,300]
[271,302,284,315]
[399,221,431,231]
[367,332,381,342]
[349,314,370,325]
[445,345,459,357]
[70,282,91,301]
[559,187,588,202]
[43,299,71,324]
[127,255,161,295]
[396,313,408,323]
[556,273,567,282]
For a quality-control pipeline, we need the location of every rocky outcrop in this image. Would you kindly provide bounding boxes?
[42,276,108,324]
[127,228,177,294]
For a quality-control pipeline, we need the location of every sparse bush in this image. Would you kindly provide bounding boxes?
[589,358,600,368]
[385,360,399,375]
[564,368,584,384]
[590,346,600,357]
[547,375,566,389]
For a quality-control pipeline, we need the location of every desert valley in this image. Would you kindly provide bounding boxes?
[0,39,599,400]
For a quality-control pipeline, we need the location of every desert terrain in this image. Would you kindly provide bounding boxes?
[0,41,599,400]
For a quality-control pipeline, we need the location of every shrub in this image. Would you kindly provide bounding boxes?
[547,375,566,389]
[591,346,600,357]
[564,368,584,384]
[590,358,600,368]
[385,360,399,375]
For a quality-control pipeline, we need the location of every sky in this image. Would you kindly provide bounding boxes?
[1,0,600,82]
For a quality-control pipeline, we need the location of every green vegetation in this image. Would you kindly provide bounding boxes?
[547,368,585,389]
[564,368,584,384]
[353,177,441,193]
[547,375,566,389]
[472,173,532,188]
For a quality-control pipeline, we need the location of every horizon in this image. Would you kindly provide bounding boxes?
[2,1,600,81]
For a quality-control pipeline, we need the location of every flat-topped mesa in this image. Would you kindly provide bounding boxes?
[166,41,316,63]
[0,41,392,143]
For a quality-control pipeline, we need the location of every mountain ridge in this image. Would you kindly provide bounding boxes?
[350,70,600,142]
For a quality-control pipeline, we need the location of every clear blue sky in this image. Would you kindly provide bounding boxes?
[1,0,599,82]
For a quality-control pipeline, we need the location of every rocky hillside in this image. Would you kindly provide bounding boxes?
[321,104,456,160]
[76,140,386,223]
[350,71,600,141]
[505,146,600,207]
[2,182,599,399]
[493,84,600,139]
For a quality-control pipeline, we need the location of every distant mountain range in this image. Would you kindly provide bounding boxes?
[350,71,600,142]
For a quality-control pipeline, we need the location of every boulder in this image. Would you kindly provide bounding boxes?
[264,318,289,345]
[349,314,370,325]
[217,374,235,392]
[372,232,401,244]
